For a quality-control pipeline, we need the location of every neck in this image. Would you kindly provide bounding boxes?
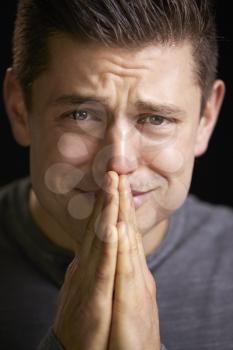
[29,189,168,257]
[143,219,168,256]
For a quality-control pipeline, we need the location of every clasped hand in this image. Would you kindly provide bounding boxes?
[54,172,161,350]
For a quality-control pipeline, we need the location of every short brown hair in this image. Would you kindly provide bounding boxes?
[12,0,218,110]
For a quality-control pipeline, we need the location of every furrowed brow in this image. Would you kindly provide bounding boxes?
[50,94,108,107]
[49,94,186,118]
[135,100,187,118]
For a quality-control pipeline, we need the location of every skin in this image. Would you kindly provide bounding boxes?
[4,34,225,349]
[53,171,160,349]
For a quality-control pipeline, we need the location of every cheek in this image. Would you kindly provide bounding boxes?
[57,132,90,163]
[142,122,197,176]
[45,131,98,167]
[151,147,185,174]
[32,132,98,195]
[143,143,195,215]
[143,142,188,175]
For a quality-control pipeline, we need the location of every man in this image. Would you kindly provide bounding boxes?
[0,0,232,349]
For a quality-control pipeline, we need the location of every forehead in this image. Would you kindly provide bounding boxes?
[47,35,196,80]
[34,35,200,112]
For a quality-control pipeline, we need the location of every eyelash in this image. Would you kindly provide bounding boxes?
[69,110,101,121]
[64,109,173,127]
[137,115,172,126]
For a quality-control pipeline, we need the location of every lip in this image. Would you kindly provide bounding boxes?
[76,189,151,208]
[132,190,152,209]
[132,191,147,196]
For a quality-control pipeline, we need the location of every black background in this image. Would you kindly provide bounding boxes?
[0,1,232,207]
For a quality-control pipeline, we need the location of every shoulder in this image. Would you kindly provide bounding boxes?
[178,194,233,263]
[0,177,30,248]
[0,177,30,201]
[184,194,233,234]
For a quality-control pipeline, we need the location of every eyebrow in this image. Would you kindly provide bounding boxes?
[50,94,108,106]
[50,93,186,117]
[135,101,186,117]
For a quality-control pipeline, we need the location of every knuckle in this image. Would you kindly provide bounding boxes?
[98,225,113,242]
[84,227,93,240]
[92,236,101,252]
[104,191,115,205]
[93,227,117,250]
[95,264,111,283]
[65,257,78,277]
[118,244,138,257]
[91,236,105,255]
[129,243,138,255]
[135,232,142,243]
[117,241,138,256]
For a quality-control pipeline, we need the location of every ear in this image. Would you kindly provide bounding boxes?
[3,68,31,147]
[194,80,225,157]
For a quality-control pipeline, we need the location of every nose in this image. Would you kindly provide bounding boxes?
[100,122,139,175]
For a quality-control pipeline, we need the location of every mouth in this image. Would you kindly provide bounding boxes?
[131,190,152,209]
[75,189,152,209]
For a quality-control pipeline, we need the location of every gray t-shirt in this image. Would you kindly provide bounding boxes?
[0,178,233,349]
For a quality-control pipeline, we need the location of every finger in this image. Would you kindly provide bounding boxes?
[91,224,118,297]
[87,172,119,295]
[115,221,135,294]
[119,175,156,292]
[79,189,105,262]
[118,176,145,286]
[95,171,119,242]
[135,230,156,294]
[72,172,118,298]
[116,175,141,284]
[79,171,118,262]
[90,171,119,256]
[118,175,137,231]
[118,175,141,260]
[89,171,119,254]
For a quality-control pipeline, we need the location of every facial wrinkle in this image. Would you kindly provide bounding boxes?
[96,66,142,121]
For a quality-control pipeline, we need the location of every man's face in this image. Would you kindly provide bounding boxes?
[27,36,203,242]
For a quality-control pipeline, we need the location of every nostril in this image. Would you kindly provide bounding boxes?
[106,154,138,173]
[92,145,138,187]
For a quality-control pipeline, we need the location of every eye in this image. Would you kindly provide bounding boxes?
[65,109,103,122]
[137,115,169,126]
[70,110,90,121]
